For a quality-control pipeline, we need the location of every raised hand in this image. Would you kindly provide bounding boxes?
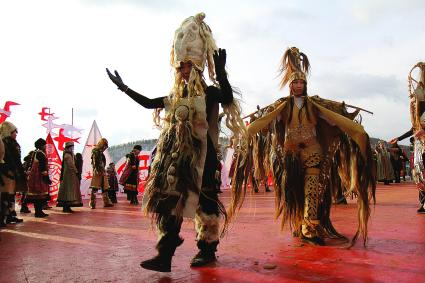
[106,68,128,92]
[213,48,227,79]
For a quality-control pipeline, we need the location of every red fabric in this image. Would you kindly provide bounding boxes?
[27,158,49,198]
[119,162,131,185]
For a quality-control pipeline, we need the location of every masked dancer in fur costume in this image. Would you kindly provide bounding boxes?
[389,62,425,213]
[107,13,245,271]
[229,47,375,246]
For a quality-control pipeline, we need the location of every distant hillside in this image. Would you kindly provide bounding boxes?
[108,139,157,163]
[108,137,231,163]
[108,136,411,163]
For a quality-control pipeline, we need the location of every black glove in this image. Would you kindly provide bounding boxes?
[106,68,128,92]
[42,175,52,185]
[213,48,227,80]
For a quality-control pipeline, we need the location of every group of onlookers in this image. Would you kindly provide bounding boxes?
[0,121,54,228]
[374,141,409,185]
[0,119,142,230]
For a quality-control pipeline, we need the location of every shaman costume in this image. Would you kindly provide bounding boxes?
[106,163,119,203]
[0,121,25,224]
[26,138,51,218]
[392,62,425,213]
[375,141,394,185]
[119,145,141,205]
[57,142,83,212]
[107,13,245,271]
[249,108,272,193]
[229,47,375,246]
[89,138,113,209]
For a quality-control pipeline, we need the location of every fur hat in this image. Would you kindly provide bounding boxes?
[171,12,218,82]
[0,121,17,138]
[133,145,142,151]
[64,141,74,149]
[96,138,108,149]
[35,138,46,149]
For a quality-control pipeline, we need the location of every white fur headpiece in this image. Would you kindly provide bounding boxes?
[171,12,218,81]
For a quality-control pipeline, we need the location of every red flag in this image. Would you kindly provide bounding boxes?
[53,128,80,151]
[38,107,54,121]
[0,101,20,123]
[46,134,62,202]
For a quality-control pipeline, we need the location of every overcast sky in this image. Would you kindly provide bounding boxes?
[1,0,424,155]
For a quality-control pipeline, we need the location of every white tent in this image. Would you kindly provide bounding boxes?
[80,120,112,198]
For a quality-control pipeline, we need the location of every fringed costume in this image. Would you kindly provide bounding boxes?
[229,47,376,246]
[89,138,113,209]
[249,108,272,193]
[107,12,245,271]
[392,62,425,213]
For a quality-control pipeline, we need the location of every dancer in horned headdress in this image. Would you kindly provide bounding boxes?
[390,62,425,213]
[229,47,375,246]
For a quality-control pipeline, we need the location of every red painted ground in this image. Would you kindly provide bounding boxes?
[1,182,424,282]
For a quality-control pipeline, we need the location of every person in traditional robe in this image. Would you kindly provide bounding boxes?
[375,141,394,185]
[0,121,25,224]
[106,162,119,204]
[119,145,141,205]
[89,138,113,209]
[26,138,51,218]
[57,141,83,212]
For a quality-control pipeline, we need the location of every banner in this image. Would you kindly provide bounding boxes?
[46,134,62,202]
[80,120,112,198]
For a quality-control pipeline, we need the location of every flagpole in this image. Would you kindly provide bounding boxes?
[72,108,74,126]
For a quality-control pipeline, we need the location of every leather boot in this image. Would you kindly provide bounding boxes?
[140,235,184,272]
[141,215,183,272]
[89,190,96,209]
[7,199,23,223]
[34,201,49,218]
[63,205,73,213]
[20,203,31,213]
[190,240,219,267]
[20,194,31,213]
[102,192,114,207]
[0,215,6,227]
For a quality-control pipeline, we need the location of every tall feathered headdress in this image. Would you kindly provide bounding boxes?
[409,62,425,97]
[279,47,310,89]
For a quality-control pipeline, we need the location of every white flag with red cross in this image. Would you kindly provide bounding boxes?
[80,120,112,198]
